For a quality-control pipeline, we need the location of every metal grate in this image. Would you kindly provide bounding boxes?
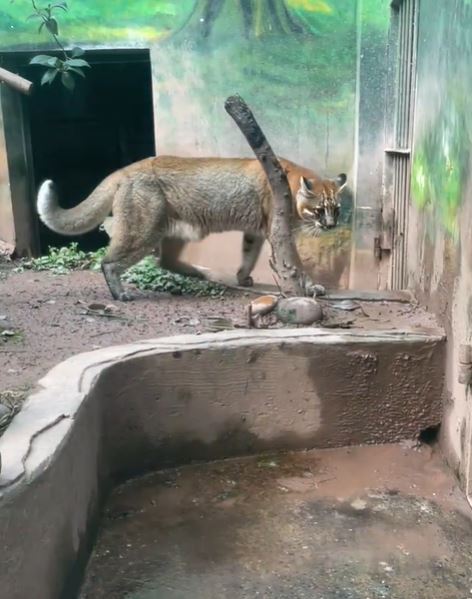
[386,0,418,290]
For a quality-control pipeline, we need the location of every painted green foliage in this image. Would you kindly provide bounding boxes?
[1,1,386,46]
[412,97,470,238]
[1,0,387,178]
[0,1,373,171]
[411,0,472,237]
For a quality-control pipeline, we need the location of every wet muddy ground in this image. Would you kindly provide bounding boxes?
[0,267,438,396]
[80,444,472,599]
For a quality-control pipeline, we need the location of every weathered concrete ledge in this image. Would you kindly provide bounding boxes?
[0,328,445,599]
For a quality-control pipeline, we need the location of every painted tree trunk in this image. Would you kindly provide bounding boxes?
[175,0,308,40]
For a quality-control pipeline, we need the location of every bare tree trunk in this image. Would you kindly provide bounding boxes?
[224,94,304,296]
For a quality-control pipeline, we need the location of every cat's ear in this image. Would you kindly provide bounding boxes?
[300,176,313,195]
[334,173,347,191]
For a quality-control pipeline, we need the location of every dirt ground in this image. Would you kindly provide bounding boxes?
[81,443,472,599]
[0,260,439,405]
[0,267,249,394]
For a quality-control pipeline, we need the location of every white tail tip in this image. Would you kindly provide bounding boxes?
[37,179,55,218]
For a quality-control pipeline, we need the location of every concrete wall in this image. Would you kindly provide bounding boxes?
[407,0,472,481]
[0,328,444,598]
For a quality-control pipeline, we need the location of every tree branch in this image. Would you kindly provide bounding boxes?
[0,68,33,95]
[224,94,304,296]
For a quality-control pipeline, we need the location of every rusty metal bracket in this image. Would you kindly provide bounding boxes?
[374,236,392,261]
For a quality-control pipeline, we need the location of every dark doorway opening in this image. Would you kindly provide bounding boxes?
[4,49,155,253]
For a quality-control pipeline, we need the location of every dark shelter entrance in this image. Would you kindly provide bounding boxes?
[3,49,155,253]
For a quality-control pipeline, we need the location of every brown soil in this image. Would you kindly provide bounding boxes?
[0,263,439,399]
[0,268,249,394]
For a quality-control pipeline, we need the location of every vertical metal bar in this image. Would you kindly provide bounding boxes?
[404,0,414,146]
[406,0,418,145]
[398,0,404,147]
[396,156,403,289]
[404,157,412,286]
[394,3,401,145]
[403,0,411,148]
[391,155,399,288]
[400,156,408,285]
[404,0,411,146]
[396,0,406,148]
[392,156,397,289]
[387,0,419,289]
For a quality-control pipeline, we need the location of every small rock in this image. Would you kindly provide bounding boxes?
[250,295,278,317]
[1,330,16,337]
[331,300,360,311]
[88,302,107,311]
[0,315,7,321]
[350,498,367,510]
[276,297,323,325]
[400,438,421,450]
[305,282,326,297]
[104,304,118,313]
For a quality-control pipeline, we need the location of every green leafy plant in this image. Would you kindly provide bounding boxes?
[17,243,104,273]
[26,0,90,90]
[18,244,226,297]
[123,256,226,297]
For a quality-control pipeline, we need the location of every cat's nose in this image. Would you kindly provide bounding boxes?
[325,216,335,228]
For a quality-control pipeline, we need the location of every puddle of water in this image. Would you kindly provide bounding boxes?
[80,446,472,599]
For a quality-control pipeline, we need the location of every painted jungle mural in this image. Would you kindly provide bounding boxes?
[0,0,389,288]
[411,0,472,239]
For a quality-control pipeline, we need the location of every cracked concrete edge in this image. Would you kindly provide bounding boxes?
[0,327,444,492]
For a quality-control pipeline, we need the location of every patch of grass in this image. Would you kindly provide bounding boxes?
[17,244,225,297]
[17,243,105,274]
[123,256,226,297]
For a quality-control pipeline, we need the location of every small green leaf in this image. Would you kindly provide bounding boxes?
[70,46,85,58]
[27,13,41,20]
[41,68,58,85]
[67,66,85,78]
[61,71,75,91]
[51,2,68,11]
[29,54,61,68]
[45,17,58,35]
[64,58,90,68]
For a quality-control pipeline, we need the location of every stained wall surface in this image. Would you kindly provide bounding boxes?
[407,0,472,478]
[0,329,445,598]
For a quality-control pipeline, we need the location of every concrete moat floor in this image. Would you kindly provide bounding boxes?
[80,444,472,599]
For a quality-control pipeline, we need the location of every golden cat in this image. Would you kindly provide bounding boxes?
[37,156,346,301]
